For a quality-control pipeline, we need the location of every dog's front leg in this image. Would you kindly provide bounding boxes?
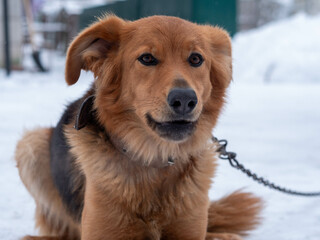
[162,206,208,240]
[205,233,243,240]
[81,183,153,240]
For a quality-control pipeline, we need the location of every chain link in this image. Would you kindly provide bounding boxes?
[213,137,320,197]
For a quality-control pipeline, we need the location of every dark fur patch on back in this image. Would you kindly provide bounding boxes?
[50,97,87,222]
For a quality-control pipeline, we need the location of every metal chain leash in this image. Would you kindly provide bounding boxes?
[213,137,320,197]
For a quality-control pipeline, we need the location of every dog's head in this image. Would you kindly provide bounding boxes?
[66,15,232,162]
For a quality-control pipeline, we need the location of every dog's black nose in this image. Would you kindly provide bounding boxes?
[167,88,198,115]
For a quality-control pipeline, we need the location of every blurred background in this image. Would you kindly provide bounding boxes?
[1,0,320,73]
[1,1,320,240]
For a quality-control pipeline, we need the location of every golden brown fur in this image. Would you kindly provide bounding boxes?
[15,15,262,240]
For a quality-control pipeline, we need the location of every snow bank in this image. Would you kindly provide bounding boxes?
[41,0,110,15]
[233,13,320,84]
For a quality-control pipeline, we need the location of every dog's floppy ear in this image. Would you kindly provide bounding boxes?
[203,26,232,88]
[65,16,125,85]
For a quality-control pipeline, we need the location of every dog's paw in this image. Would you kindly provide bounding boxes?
[21,236,59,240]
[206,233,243,240]
[22,236,34,240]
[21,236,47,240]
[21,236,35,240]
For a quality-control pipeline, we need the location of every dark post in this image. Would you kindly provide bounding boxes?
[3,0,11,76]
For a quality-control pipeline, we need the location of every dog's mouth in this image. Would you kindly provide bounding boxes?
[146,114,197,141]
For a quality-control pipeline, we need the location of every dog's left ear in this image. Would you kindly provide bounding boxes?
[203,26,232,88]
[65,16,125,85]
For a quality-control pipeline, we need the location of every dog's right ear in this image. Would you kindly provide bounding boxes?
[65,16,125,85]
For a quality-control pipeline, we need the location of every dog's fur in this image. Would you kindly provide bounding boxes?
[15,15,262,240]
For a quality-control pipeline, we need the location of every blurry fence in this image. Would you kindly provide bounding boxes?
[79,0,237,36]
[0,0,23,69]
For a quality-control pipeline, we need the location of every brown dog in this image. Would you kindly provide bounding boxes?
[15,15,262,240]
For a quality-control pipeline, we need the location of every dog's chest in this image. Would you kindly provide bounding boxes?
[112,164,202,218]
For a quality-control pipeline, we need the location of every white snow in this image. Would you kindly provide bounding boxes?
[233,13,320,84]
[1,13,320,240]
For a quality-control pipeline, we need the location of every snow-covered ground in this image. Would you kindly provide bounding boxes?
[1,13,320,240]
[233,13,320,84]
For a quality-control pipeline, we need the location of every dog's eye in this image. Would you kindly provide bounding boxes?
[188,53,204,67]
[138,53,158,66]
